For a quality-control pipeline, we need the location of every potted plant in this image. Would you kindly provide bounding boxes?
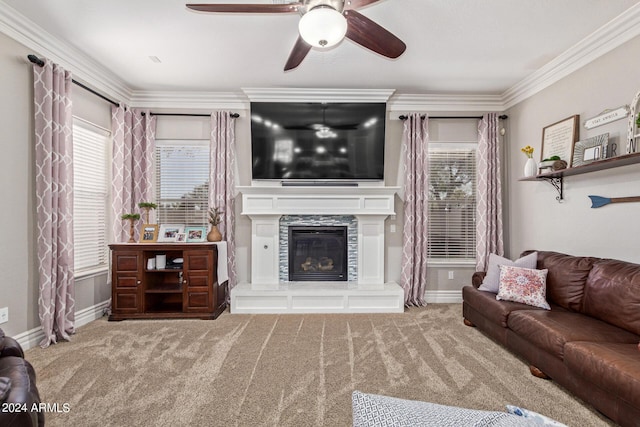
[207,207,223,242]
[121,213,141,243]
[138,201,157,224]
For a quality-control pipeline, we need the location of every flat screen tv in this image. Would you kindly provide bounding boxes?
[250,102,386,181]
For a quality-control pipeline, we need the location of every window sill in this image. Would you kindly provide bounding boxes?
[427,260,476,268]
[74,267,108,281]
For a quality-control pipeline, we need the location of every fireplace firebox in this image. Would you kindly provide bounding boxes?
[288,226,348,281]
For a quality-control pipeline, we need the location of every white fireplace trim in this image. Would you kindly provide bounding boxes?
[240,186,398,288]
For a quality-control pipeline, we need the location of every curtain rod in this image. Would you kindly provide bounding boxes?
[143,112,240,118]
[398,114,508,120]
[28,54,120,107]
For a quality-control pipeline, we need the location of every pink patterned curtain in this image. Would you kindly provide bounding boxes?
[111,106,156,242]
[476,113,504,271]
[209,112,238,293]
[33,58,75,347]
[400,113,429,306]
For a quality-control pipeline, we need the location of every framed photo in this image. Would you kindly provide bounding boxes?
[541,115,579,166]
[175,232,186,243]
[572,133,609,167]
[185,226,207,243]
[157,224,185,243]
[140,224,159,243]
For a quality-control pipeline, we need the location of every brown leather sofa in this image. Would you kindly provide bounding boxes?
[463,250,640,427]
[0,329,43,427]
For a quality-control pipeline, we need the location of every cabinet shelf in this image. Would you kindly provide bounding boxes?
[519,151,640,201]
[145,284,183,294]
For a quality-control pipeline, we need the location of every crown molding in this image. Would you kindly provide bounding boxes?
[129,90,250,110]
[387,93,505,113]
[242,88,395,103]
[0,3,131,104]
[502,3,640,110]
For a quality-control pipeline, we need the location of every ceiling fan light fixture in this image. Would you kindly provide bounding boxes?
[298,6,347,48]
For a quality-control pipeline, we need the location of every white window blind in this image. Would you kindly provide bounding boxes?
[73,118,110,275]
[155,139,209,225]
[428,142,477,261]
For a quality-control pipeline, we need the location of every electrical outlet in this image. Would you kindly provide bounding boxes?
[0,307,8,324]
[390,224,396,233]
[448,271,454,280]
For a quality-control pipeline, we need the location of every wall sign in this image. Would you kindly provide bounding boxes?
[541,115,579,166]
[584,106,629,129]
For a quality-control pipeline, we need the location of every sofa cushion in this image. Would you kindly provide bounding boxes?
[583,259,640,336]
[479,252,538,293]
[507,310,639,360]
[528,251,597,312]
[497,265,550,310]
[564,341,640,409]
[462,286,543,328]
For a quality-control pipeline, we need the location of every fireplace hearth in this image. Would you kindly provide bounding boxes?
[288,226,347,281]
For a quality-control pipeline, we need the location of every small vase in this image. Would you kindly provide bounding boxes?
[523,157,537,177]
[207,225,222,242]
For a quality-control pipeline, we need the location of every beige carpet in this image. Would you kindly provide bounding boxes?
[25,304,612,426]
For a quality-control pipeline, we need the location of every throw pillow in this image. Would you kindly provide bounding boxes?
[479,252,538,293]
[496,265,550,310]
[506,405,567,426]
[352,391,536,426]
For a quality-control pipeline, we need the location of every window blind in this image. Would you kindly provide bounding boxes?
[73,118,110,275]
[155,139,209,225]
[427,142,477,261]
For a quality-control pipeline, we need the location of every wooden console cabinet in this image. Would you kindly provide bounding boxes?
[109,243,226,321]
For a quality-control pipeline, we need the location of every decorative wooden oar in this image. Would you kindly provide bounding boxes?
[588,195,640,208]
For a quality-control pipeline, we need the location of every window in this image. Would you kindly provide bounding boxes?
[73,118,110,275]
[155,140,209,225]
[427,119,478,263]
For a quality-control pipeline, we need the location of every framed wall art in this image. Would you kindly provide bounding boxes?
[541,115,579,166]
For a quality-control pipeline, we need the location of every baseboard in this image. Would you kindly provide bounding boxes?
[425,290,463,303]
[15,300,110,351]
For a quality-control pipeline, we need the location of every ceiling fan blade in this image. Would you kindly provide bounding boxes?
[186,3,301,13]
[284,36,312,71]
[344,10,406,58]
[344,0,382,10]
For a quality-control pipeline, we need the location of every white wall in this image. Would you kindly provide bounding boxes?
[505,34,640,263]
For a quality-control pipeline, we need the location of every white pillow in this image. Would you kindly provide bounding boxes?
[479,252,538,293]
[506,405,567,426]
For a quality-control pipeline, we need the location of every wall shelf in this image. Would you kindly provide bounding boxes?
[519,151,640,201]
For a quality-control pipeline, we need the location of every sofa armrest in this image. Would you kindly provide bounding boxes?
[471,272,486,289]
[0,335,25,359]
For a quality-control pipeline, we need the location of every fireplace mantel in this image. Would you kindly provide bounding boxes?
[238,185,399,216]
[232,185,404,314]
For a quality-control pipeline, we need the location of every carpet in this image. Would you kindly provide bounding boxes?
[25,304,613,426]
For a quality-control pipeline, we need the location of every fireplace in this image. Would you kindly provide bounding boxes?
[288,226,348,281]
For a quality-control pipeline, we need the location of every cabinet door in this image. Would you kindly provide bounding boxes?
[112,250,142,313]
[184,250,214,312]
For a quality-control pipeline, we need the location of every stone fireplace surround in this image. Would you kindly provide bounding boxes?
[231,185,404,313]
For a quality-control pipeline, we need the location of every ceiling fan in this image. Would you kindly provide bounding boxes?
[186,0,406,71]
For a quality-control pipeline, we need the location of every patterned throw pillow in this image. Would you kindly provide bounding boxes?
[352,391,537,426]
[479,252,538,293]
[506,405,567,426]
[496,265,550,310]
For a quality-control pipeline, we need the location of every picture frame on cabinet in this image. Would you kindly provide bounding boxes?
[140,224,159,243]
[185,226,207,243]
[175,232,186,243]
[541,115,579,166]
[157,224,185,242]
